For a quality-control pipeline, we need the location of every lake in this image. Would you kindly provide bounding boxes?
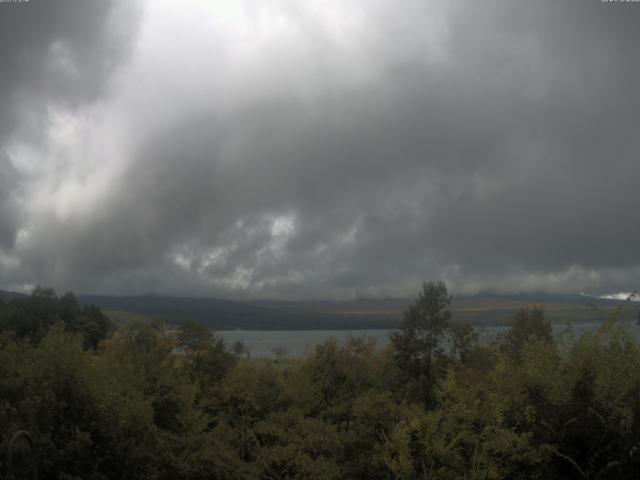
[218,321,640,358]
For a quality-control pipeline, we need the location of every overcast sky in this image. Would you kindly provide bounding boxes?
[1,0,639,299]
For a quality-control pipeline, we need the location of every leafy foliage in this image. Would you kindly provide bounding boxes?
[501,307,553,359]
[0,287,111,348]
[390,281,453,407]
[1,285,640,479]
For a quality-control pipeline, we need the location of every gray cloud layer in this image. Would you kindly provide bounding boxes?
[1,0,640,298]
[0,0,137,248]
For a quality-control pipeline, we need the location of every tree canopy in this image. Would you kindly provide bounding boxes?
[390,280,453,406]
[1,285,640,479]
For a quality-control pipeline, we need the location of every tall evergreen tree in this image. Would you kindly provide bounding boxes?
[390,280,452,407]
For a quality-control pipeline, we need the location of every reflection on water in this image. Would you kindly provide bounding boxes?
[218,322,640,358]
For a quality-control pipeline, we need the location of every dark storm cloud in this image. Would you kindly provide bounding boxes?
[0,0,137,254]
[4,0,640,297]
[0,155,20,248]
[0,0,137,136]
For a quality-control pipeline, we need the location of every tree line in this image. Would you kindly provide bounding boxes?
[0,281,639,479]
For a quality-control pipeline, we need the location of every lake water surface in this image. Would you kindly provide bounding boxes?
[218,322,640,358]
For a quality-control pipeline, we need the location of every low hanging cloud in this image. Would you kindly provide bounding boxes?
[1,0,640,298]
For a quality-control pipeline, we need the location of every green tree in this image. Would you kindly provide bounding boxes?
[450,322,479,364]
[0,288,111,348]
[502,307,552,359]
[390,281,452,407]
[178,320,215,355]
[178,321,236,396]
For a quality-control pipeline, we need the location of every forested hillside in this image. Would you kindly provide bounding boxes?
[73,292,636,330]
[1,284,639,479]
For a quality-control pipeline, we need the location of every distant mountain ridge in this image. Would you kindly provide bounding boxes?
[0,289,28,301]
[77,293,399,330]
[74,291,635,330]
[2,288,633,329]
